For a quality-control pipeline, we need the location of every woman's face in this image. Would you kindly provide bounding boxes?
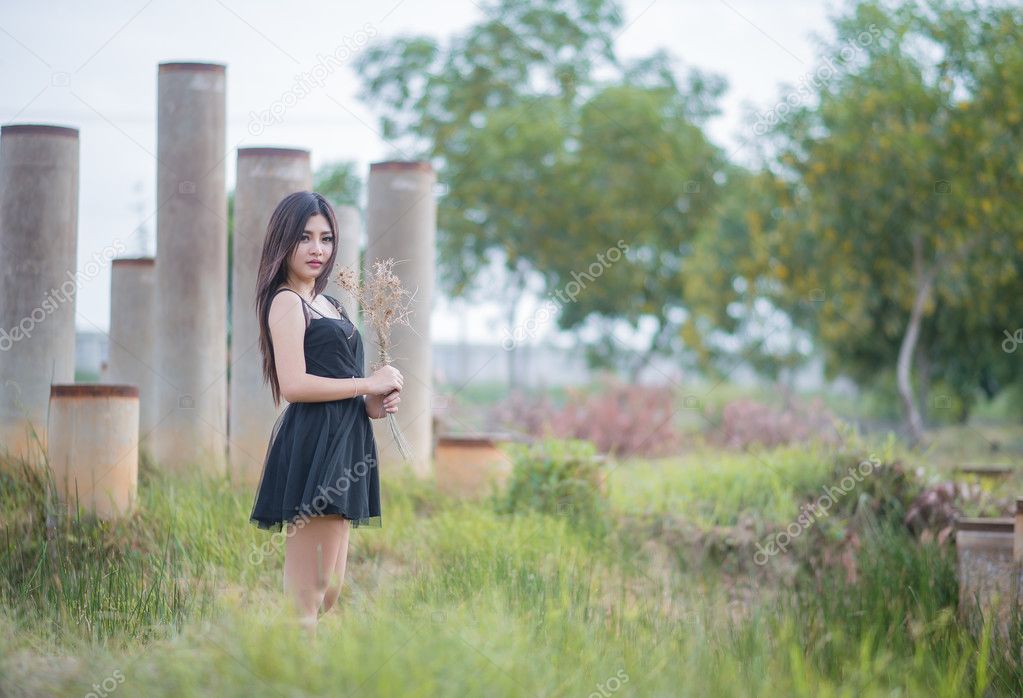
[287,213,334,284]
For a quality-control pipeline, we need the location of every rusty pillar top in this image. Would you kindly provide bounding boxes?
[1,124,79,139]
[158,62,226,73]
[51,384,140,398]
[238,147,310,159]
[955,517,1015,533]
[370,161,434,173]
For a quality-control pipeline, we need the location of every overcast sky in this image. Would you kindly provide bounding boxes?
[0,0,843,344]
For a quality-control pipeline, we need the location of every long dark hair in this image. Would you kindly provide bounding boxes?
[255,191,340,407]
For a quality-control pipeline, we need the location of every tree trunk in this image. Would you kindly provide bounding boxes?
[958,400,971,424]
[897,252,935,447]
[916,341,930,421]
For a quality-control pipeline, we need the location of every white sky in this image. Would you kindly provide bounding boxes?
[0,0,844,344]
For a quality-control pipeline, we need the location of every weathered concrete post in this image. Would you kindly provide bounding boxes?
[151,62,228,476]
[955,516,1020,640]
[47,384,139,520]
[0,124,80,464]
[1014,497,1023,563]
[229,147,310,486]
[364,161,435,478]
[108,257,158,453]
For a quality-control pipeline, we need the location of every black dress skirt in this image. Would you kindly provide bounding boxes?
[249,289,382,532]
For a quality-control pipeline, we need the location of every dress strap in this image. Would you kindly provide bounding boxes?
[272,287,311,325]
[273,287,304,301]
[275,287,346,321]
[324,294,349,320]
[324,294,356,339]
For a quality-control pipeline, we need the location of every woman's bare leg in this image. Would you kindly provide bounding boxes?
[320,516,352,615]
[283,515,345,637]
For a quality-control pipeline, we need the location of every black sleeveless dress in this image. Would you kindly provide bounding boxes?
[249,289,382,532]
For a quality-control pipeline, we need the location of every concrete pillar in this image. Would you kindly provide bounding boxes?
[0,124,79,465]
[47,384,139,520]
[364,161,435,478]
[229,147,310,486]
[151,62,228,476]
[330,204,362,318]
[107,257,158,453]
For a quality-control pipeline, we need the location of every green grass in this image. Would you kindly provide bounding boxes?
[1,428,1021,696]
[607,442,843,527]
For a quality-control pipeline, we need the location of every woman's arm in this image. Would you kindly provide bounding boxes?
[270,292,370,403]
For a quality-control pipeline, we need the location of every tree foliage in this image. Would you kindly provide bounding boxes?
[763,0,1023,439]
[354,0,729,372]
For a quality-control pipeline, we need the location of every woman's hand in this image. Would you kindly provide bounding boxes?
[365,389,401,419]
[365,365,403,396]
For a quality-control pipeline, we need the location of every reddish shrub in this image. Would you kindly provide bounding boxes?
[903,481,958,544]
[712,396,840,450]
[485,390,559,440]
[487,376,682,457]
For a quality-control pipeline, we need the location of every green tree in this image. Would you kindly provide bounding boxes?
[678,166,815,393]
[765,0,1023,443]
[354,0,728,382]
[313,160,362,209]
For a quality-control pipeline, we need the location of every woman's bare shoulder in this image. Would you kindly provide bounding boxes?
[269,288,306,322]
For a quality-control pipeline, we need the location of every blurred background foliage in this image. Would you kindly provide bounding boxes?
[345,0,1023,442]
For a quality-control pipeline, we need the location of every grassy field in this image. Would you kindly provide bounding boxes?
[1,424,1022,696]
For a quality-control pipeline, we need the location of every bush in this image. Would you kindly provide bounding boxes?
[712,396,840,450]
[485,390,560,440]
[487,375,682,457]
[491,438,609,536]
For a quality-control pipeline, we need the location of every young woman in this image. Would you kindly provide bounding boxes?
[249,191,403,637]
